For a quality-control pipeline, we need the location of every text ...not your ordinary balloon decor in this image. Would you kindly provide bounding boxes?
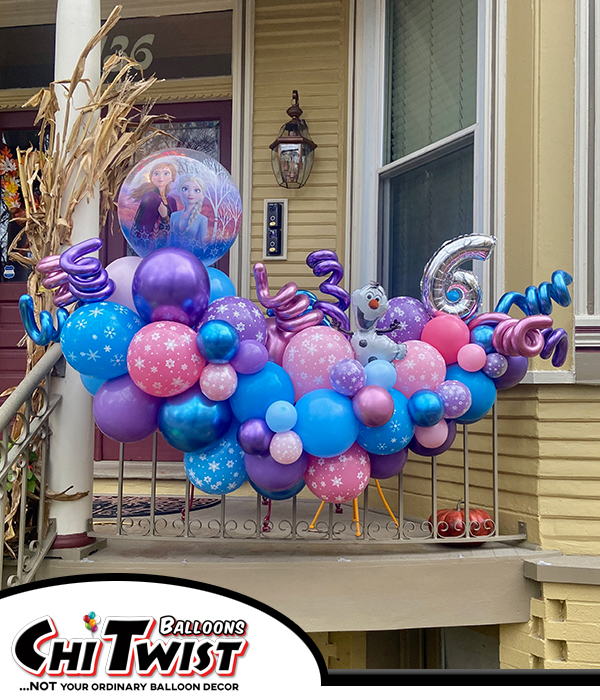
[22,147,573,542]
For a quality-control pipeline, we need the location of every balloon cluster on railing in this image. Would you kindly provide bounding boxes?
[18,150,573,517]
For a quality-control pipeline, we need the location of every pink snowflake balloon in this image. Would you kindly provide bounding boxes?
[269,430,303,465]
[393,340,446,399]
[127,322,205,397]
[282,326,355,400]
[305,442,371,503]
[200,363,238,401]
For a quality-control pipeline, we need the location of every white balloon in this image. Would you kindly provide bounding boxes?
[106,255,141,312]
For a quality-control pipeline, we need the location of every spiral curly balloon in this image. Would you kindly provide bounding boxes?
[540,327,569,367]
[492,315,552,357]
[19,295,70,346]
[305,250,351,330]
[60,238,115,303]
[420,234,497,323]
[253,262,323,333]
[36,255,77,307]
[494,270,573,316]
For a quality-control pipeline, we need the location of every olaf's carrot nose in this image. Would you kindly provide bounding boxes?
[368,299,379,309]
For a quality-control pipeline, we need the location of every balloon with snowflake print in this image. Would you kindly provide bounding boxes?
[357,388,414,455]
[376,296,429,343]
[61,301,144,380]
[200,296,268,344]
[127,321,205,397]
[393,340,446,399]
[282,326,355,400]
[305,443,371,503]
[200,362,238,401]
[329,358,366,397]
[434,380,472,419]
[184,421,247,495]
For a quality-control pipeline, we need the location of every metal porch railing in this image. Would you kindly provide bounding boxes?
[0,343,62,589]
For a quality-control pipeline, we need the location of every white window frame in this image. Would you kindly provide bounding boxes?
[346,0,506,315]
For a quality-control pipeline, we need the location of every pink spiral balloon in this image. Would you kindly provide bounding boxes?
[492,315,552,357]
[36,255,77,307]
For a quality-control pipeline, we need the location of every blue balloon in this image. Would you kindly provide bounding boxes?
[365,359,397,390]
[295,389,359,458]
[470,324,495,354]
[20,294,69,346]
[250,479,305,501]
[81,374,105,396]
[196,320,240,364]
[445,365,497,424]
[158,384,233,452]
[265,400,297,433]
[357,389,414,455]
[61,301,144,379]
[229,362,295,423]
[207,267,237,304]
[407,390,445,427]
[184,421,247,495]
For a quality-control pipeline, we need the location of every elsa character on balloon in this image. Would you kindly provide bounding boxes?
[169,175,209,254]
[129,161,179,257]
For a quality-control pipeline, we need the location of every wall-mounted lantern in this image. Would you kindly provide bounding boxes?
[269,90,317,189]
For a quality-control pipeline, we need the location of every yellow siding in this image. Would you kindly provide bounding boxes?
[250,0,349,299]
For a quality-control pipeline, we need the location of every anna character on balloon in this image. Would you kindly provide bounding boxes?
[169,175,209,255]
[129,161,178,257]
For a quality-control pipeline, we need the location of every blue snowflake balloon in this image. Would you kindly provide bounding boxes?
[184,421,248,495]
[61,302,144,380]
[357,389,414,455]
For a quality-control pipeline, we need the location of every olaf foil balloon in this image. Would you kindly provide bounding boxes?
[420,233,497,323]
[350,283,408,366]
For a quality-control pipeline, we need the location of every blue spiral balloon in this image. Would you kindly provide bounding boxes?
[494,270,573,316]
[19,295,70,346]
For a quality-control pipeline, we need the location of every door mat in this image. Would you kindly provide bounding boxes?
[92,495,220,519]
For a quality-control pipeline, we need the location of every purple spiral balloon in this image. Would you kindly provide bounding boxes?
[540,327,569,367]
[306,250,351,330]
[60,238,115,303]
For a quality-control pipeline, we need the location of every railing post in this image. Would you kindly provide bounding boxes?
[46,0,101,551]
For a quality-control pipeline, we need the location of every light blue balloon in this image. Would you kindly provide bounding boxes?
[80,374,105,396]
[184,421,247,495]
[357,389,414,455]
[229,362,295,423]
[365,359,397,390]
[61,301,144,380]
[445,365,497,424]
[265,400,297,433]
[207,267,237,304]
[294,389,359,458]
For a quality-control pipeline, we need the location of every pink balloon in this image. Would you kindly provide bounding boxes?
[282,326,355,399]
[393,340,446,398]
[127,322,205,397]
[106,256,142,311]
[265,317,294,365]
[269,431,303,465]
[420,314,470,365]
[414,420,448,449]
[305,443,371,503]
[352,385,394,427]
[200,363,238,401]
[457,343,487,372]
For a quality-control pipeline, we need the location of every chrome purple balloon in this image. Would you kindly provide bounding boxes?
[132,247,210,327]
[230,340,269,374]
[237,419,273,455]
[306,250,351,330]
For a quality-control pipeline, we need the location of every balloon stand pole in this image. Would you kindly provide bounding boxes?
[352,499,361,538]
[183,485,195,520]
[309,501,325,530]
[262,499,273,533]
[374,479,399,529]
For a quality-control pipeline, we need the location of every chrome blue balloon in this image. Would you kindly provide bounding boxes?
[364,359,397,390]
[357,389,414,455]
[184,420,247,495]
[196,320,240,364]
[80,374,105,396]
[445,365,497,424]
[19,294,69,346]
[158,384,233,452]
[407,390,445,427]
[207,266,236,304]
[229,362,295,423]
[294,389,359,458]
[250,478,305,501]
[470,324,495,354]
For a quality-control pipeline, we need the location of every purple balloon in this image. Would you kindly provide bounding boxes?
[201,296,268,344]
[409,420,457,457]
[230,340,269,374]
[376,296,429,343]
[483,352,508,379]
[330,358,366,397]
[493,355,528,390]
[237,419,273,455]
[244,451,309,492]
[132,248,210,327]
[435,380,472,419]
[369,448,408,479]
[93,374,162,442]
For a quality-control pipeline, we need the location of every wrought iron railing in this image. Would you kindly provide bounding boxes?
[0,343,62,589]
